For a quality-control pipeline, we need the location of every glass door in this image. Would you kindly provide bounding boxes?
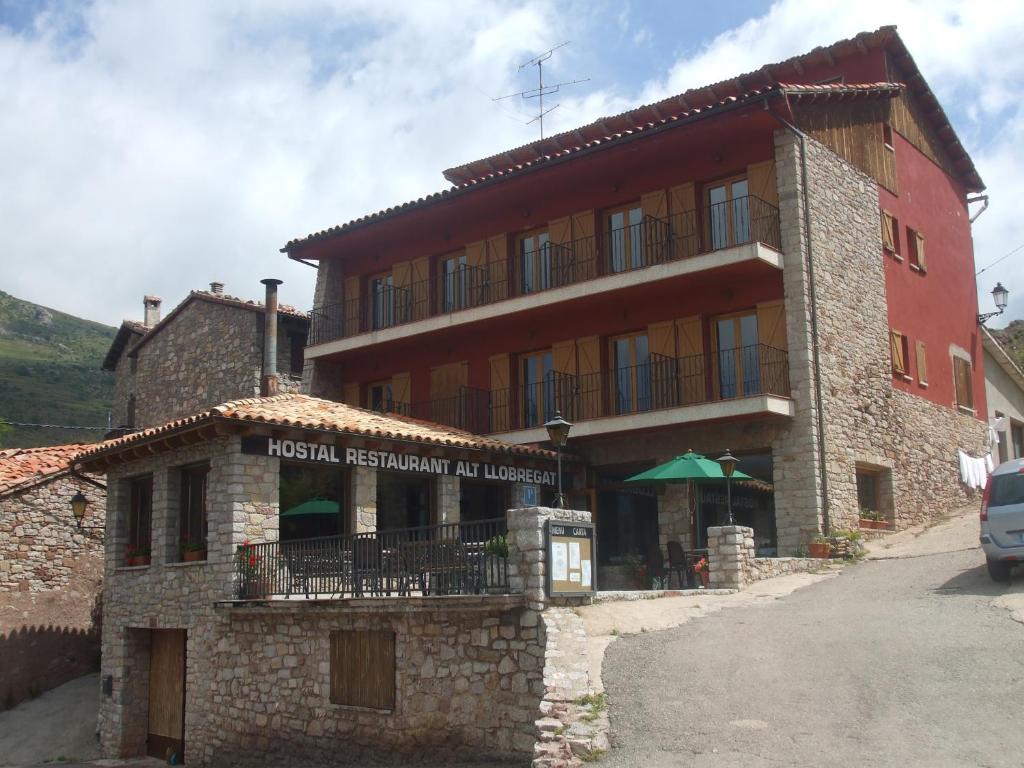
[519,230,551,294]
[707,178,750,250]
[714,313,759,398]
[612,333,651,414]
[521,351,554,427]
[607,205,644,273]
[439,253,468,312]
[370,272,395,329]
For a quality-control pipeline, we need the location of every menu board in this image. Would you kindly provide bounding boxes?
[546,521,596,596]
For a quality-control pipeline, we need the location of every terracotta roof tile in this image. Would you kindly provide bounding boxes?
[0,443,96,496]
[77,394,557,463]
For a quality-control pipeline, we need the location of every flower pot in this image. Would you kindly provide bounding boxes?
[808,541,831,559]
[183,549,207,563]
[125,555,150,567]
[238,577,271,600]
[700,571,710,588]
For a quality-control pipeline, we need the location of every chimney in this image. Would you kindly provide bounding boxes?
[143,296,162,327]
[209,281,224,295]
[260,279,283,396]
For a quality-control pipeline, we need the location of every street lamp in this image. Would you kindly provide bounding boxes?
[544,410,573,508]
[70,491,88,528]
[716,449,738,526]
[978,283,1009,325]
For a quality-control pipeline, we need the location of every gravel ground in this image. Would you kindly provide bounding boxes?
[601,517,1024,768]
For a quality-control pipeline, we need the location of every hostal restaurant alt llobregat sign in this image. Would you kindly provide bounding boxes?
[241,436,557,486]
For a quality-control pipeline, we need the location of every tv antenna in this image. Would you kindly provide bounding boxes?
[493,41,590,140]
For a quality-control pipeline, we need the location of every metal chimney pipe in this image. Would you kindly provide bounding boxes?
[260,279,283,396]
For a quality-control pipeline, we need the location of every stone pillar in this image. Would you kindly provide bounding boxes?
[351,467,377,533]
[436,475,460,524]
[658,483,692,552]
[707,525,755,589]
[506,506,593,612]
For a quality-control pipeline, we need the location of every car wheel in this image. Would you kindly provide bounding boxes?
[987,558,1014,583]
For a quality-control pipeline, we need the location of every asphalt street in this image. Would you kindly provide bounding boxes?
[602,547,1024,767]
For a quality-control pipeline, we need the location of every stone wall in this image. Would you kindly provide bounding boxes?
[1,473,105,708]
[707,525,818,589]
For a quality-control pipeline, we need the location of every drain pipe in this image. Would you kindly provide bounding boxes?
[261,278,283,397]
[763,99,832,537]
[968,195,989,224]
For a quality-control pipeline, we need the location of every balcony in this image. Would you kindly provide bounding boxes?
[372,344,792,442]
[307,195,782,350]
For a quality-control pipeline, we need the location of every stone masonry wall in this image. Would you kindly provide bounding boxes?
[707,525,817,589]
[776,130,988,534]
[1,473,105,708]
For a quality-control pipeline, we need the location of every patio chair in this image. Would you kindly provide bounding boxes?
[666,541,691,589]
[646,543,668,590]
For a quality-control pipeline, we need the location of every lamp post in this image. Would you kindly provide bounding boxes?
[70,491,88,528]
[544,410,573,508]
[716,449,738,526]
[977,283,1009,325]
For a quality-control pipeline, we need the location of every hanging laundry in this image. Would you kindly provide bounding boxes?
[957,450,992,490]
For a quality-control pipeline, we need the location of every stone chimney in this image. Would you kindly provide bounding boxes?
[143,296,162,328]
[209,281,224,295]
[260,279,283,396]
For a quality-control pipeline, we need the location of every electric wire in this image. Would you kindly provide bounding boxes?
[976,242,1024,276]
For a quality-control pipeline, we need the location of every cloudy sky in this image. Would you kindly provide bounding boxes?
[1,0,1022,327]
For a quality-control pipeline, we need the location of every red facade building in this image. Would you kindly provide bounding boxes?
[284,27,988,578]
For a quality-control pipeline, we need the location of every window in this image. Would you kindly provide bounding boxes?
[907,227,926,272]
[915,341,928,386]
[376,472,432,531]
[714,313,760,398]
[607,205,644,272]
[882,123,894,150]
[995,412,1009,465]
[459,480,509,525]
[881,211,901,257]
[368,381,394,413]
[518,229,551,294]
[438,252,468,312]
[288,331,305,375]
[611,333,652,414]
[330,630,395,710]
[126,395,136,428]
[953,355,974,411]
[707,178,750,250]
[1013,423,1024,460]
[369,272,395,330]
[280,463,347,541]
[127,475,152,561]
[890,330,909,377]
[521,350,555,428]
[178,464,209,559]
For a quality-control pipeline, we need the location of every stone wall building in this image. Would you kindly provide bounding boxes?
[0,444,105,708]
[982,328,1024,463]
[103,283,308,432]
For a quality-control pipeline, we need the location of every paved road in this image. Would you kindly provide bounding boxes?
[602,547,1024,767]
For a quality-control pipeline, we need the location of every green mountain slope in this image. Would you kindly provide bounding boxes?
[990,319,1024,373]
[0,290,116,448]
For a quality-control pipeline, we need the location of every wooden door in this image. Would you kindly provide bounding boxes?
[148,629,186,762]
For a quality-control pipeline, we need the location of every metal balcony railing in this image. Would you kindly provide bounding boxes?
[307,196,782,346]
[235,518,510,600]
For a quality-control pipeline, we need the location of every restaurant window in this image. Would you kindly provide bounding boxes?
[439,251,468,312]
[178,464,209,560]
[611,333,651,414]
[518,228,551,294]
[460,480,509,525]
[890,330,909,377]
[127,475,153,560]
[953,355,974,411]
[521,350,555,428]
[330,630,395,710]
[607,205,644,273]
[714,313,760,398]
[280,463,347,541]
[377,472,432,531]
[707,177,749,250]
[370,271,396,330]
[368,381,394,413]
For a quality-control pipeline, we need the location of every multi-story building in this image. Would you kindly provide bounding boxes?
[285,26,989,572]
[103,282,308,431]
[983,328,1024,463]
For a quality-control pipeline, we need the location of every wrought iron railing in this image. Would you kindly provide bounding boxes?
[307,196,781,346]
[235,518,510,600]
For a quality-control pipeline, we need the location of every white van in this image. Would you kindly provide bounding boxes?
[980,457,1024,582]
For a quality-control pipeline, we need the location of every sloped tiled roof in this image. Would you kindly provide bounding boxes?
[76,394,557,463]
[102,319,148,371]
[0,444,95,496]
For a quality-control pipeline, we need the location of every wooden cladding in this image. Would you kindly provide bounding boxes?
[330,630,396,711]
[793,101,898,194]
[148,629,186,760]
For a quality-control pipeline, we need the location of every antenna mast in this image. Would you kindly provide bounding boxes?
[493,42,590,140]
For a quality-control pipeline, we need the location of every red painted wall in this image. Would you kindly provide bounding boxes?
[879,131,985,419]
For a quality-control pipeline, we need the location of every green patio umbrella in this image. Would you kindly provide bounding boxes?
[625,451,752,483]
[280,497,340,517]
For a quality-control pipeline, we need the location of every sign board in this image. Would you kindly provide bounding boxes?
[240,436,556,486]
[546,520,596,596]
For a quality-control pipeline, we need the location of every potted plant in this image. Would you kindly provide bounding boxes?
[124,543,150,567]
[181,538,207,562]
[236,539,268,599]
[623,552,648,590]
[692,556,709,588]
[808,535,832,559]
[859,508,891,531]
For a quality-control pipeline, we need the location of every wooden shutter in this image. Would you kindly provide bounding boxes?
[648,321,676,410]
[915,342,927,385]
[954,356,974,409]
[747,161,779,206]
[392,261,412,324]
[392,372,411,408]
[342,382,360,407]
[756,301,788,351]
[465,241,485,269]
[464,242,486,307]
[881,211,895,253]
[486,234,508,301]
[576,336,601,419]
[549,216,572,247]
[392,260,411,290]
[430,361,467,399]
[648,321,675,358]
[669,183,697,258]
[330,630,395,711]
[641,190,668,221]
[571,210,596,280]
[552,340,577,375]
[890,330,906,374]
[915,231,927,272]
[410,257,430,320]
[344,276,361,335]
[489,353,511,432]
[675,316,704,404]
[552,340,577,417]
[148,630,185,759]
